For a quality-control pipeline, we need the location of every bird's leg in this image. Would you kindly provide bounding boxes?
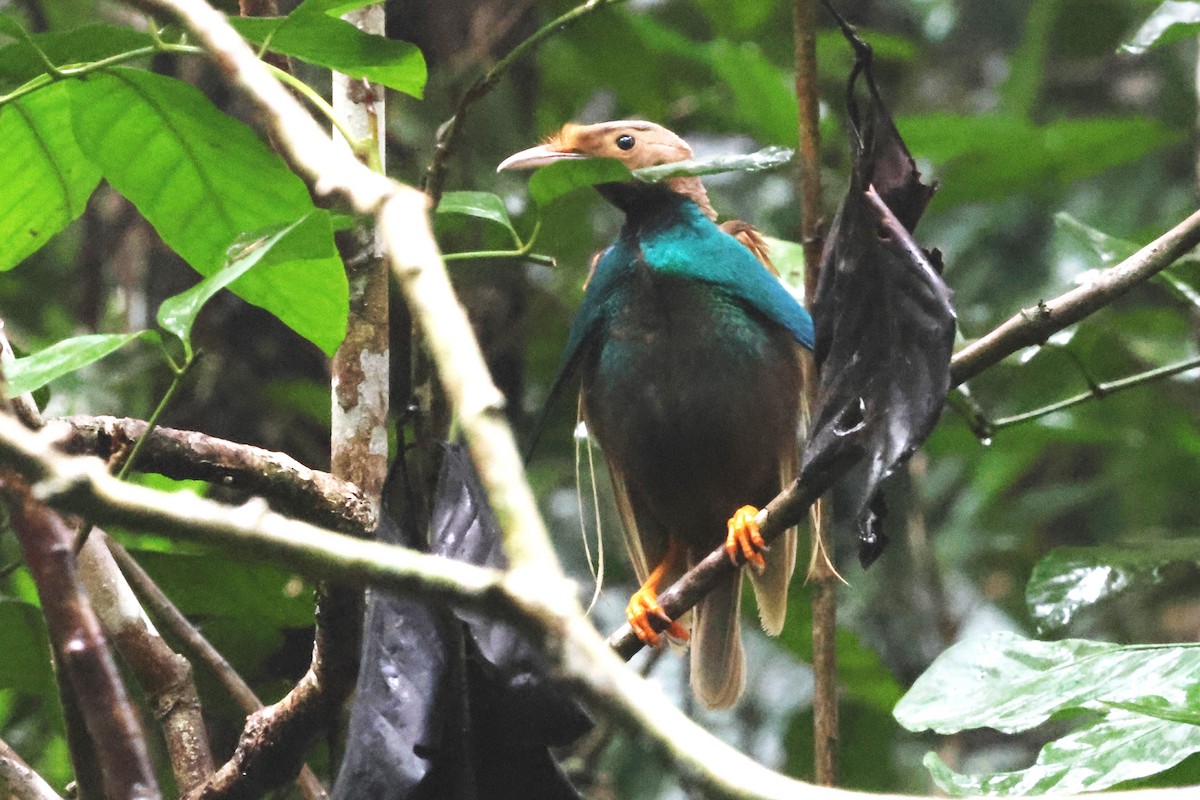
[626,541,690,646]
[725,505,767,570]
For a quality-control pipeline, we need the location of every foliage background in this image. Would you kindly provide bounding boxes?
[2,0,1199,796]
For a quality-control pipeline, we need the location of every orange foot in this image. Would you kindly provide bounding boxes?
[725,505,767,570]
[627,582,689,647]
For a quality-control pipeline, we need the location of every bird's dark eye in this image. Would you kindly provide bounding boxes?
[616,134,635,151]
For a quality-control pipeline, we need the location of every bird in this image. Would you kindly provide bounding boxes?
[498,121,814,708]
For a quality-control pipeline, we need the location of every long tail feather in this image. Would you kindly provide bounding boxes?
[690,571,745,709]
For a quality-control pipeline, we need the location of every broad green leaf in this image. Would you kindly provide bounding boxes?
[157,214,321,356]
[633,146,795,181]
[895,632,1200,734]
[707,40,797,146]
[1106,697,1200,727]
[0,599,53,695]
[131,549,315,627]
[0,22,154,90]
[898,632,1200,794]
[900,114,1182,208]
[0,81,101,270]
[1122,1,1200,54]
[435,191,518,242]
[4,331,154,395]
[528,159,632,207]
[1027,541,1200,631]
[923,708,1200,796]
[68,70,347,355]
[230,2,426,98]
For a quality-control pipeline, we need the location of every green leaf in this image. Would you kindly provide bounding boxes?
[4,331,155,395]
[923,708,1200,795]
[1105,697,1200,727]
[68,70,347,355]
[527,158,632,207]
[706,40,797,146]
[0,599,53,695]
[633,146,795,182]
[898,632,1200,794]
[0,23,154,90]
[435,191,518,242]
[1056,212,1200,309]
[1122,1,1200,54]
[0,81,101,270]
[1027,541,1200,631]
[157,214,324,356]
[900,114,1182,208]
[230,1,426,98]
[130,549,315,628]
[895,632,1200,733]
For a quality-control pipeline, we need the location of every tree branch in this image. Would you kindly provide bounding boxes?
[6,414,1200,800]
[0,469,161,800]
[0,737,63,800]
[950,206,1200,386]
[56,415,373,534]
[76,531,214,792]
[104,536,329,800]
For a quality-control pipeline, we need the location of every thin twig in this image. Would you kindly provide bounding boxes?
[76,532,214,792]
[989,354,1200,431]
[423,0,630,204]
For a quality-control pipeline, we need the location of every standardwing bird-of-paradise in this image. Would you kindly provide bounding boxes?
[500,121,814,708]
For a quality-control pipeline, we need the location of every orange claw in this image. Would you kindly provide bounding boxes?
[626,583,689,646]
[725,505,767,570]
[626,550,689,646]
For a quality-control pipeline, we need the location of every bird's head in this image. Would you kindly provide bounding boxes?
[498,120,716,219]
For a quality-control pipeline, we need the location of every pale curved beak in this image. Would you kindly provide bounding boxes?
[496,144,587,172]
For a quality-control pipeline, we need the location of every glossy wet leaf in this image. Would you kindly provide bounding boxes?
[528,158,632,207]
[1122,1,1200,54]
[924,707,1200,796]
[231,1,426,98]
[895,631,1200,734]
[435,191,519,241]
[633,145,795,181]
[68,69,347,355]
[4,331,156,396]
[1027,541,1200,632]
[900,632,1200,793]
[0,81,101,271]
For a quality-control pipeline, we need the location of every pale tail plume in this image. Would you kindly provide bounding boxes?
[574,397,606,613]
